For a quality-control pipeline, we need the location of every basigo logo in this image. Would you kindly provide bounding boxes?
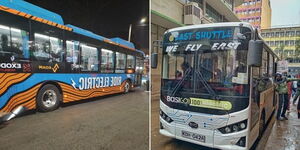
[0,63,21,69]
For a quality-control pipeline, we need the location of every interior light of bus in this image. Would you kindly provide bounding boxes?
[34,33,49,40]
[0,24,9,30]
[10,28,21,33]
[101,49,113,54]
[49,37,59,41]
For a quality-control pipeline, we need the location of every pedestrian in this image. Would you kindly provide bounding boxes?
[293,80,300,105]
[275,73,300,120]
[287,75,292,112]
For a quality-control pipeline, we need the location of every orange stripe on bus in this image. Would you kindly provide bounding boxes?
[1,84,41,112]
[0,74,30,96]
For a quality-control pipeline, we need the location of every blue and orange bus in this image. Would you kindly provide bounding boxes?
[0,0,144,116]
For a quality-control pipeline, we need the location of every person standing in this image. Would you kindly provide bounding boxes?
[293,80,300,105]
[275,73,300,120]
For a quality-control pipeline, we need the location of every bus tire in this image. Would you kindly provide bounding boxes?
[36,84,61,112]
[258,111,265,139]
[124,80,131,94]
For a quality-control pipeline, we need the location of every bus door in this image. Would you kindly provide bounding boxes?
[250,67,260,130]
[135,57,143,86]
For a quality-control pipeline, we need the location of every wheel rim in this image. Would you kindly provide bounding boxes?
[124,82,130,93]
[42,90,57,108]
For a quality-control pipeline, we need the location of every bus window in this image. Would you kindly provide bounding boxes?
[66,40,80,70]
[127,55,135,69]
[268,53,274,77]
[260,50,268,77]
[80,44,98,71]
[0,25,11,49]
[136,57,143,73]
[115,52,126,73]
[33,33,63,62]
[101,49,114,73]
[0,24,29,60]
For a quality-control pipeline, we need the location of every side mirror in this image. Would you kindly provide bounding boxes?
[151,53,158,69]
[247,40,263,67]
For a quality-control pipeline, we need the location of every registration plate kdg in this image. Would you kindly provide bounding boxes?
[181,130,206,142]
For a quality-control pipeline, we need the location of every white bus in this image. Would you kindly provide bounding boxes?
[152,22,278,150]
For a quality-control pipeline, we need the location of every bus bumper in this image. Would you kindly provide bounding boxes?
[160,117,248,150]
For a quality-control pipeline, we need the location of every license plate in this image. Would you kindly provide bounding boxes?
[181,130,206,142]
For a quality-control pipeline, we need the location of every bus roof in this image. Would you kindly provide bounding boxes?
[66,24,108,41]
[0,0,140,52]
[167,22,254,33]
[0,0,64,25]
[110,38,135,49]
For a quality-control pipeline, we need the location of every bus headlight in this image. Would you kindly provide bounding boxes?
[160,109,173,123]
[218,120,247,134]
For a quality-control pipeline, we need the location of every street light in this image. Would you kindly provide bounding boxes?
[128,17,147,42]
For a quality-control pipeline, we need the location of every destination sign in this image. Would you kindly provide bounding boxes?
[165,42,241,52]
[168,29,233,42]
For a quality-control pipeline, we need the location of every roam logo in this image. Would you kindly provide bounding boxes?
[38,63,60,72]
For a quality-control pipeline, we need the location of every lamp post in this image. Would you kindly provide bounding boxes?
[128,17,147,42]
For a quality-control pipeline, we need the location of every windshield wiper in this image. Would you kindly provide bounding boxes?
[170,67,192,97]
[194,70,219,100]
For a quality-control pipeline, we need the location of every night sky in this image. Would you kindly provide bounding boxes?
[25,0,149,52]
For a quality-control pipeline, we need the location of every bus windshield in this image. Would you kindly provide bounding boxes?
[161,26,252,114]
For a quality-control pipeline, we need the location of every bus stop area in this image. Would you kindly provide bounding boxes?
[151,98,300,150]
[0,88,149,150]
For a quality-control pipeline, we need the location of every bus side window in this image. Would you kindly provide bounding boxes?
[33,33,63,62]
[136,57,143,73]
[66,40,80,71]
[0,25,29,61]
[101,49,115,73]
[115,52,126,73]
[127,55,135,69]
[80,44,98,72]
[31,22,63,62]
[0,11,30,61]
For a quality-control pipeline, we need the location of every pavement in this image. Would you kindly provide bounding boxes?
[264,100,300,150]
[151,98,300,150]
[0,88,149,150]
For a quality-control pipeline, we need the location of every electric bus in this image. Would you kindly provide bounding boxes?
[152,22,278,150]
[0,0,144,117]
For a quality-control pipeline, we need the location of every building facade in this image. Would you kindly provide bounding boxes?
[261,26,300,74]
[151,0,243,99]
[234,0,271,29]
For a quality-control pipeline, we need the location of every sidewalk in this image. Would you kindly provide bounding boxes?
[264,100,300,150]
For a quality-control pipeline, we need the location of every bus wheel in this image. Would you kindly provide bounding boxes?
[37,84,61,112]
[124,81,131,94]
[259,112,265,138]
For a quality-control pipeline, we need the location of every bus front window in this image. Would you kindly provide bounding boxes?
[161,26,251,105]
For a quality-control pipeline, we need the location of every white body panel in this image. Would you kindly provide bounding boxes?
[160,101,251,150]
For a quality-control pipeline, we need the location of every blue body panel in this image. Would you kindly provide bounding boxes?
[66,24,108,41]
[0,73,135,109]
[110,38,135,49]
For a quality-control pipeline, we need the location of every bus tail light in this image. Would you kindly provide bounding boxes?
[160,109,173,123]
[218,120,247,134]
